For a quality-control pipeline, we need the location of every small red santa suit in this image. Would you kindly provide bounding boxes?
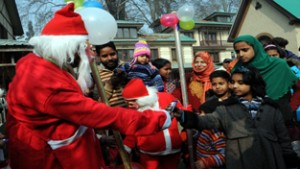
[122,79,183,169]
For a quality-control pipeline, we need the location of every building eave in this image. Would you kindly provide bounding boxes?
[228,0,250,42]
[266,0,300,25]
[4,0,23,36]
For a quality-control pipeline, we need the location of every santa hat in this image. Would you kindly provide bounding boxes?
[133,40,151,58]
[122,78,158,110]
[41,3,88,36]
[122,78,149,100]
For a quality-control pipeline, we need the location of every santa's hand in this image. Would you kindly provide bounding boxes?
[133,109,172,136]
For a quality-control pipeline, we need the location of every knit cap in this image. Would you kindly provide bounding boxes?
[133,40,151,58]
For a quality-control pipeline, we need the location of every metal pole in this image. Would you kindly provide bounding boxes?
[174,26,188,106]
[174,26,196,169]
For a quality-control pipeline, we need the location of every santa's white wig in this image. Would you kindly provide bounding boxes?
[29,35,93,94]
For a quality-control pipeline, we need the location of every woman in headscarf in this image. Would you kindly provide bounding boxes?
[181,51,215,111]
[232,34,298,126]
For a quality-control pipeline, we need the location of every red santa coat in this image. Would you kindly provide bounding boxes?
[6,53,170,169]
[123,92,182,155]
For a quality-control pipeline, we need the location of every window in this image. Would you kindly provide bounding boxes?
[117,28,123,38]
[116,28,138,39]
[129,28,137,38]
[150,49,158,60]
[118,49,134,62]
[171,49,185,62]
[171,48,177,62]
[210,51,219,63]
[182,32,194,38]
[123,28,130,38]
[118,48,158,62]
[204,32,217,41]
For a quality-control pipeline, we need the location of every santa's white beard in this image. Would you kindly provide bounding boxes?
[76,43,93,95]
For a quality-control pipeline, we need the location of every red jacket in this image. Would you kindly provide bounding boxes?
[7,53,170,169]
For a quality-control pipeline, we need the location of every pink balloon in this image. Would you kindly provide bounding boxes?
[160,13,179,27]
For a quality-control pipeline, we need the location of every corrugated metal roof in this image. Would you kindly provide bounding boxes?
[0,39,32,52]
[0,39,30,46]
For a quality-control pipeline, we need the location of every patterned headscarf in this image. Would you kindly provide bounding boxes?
[192,51,214,82]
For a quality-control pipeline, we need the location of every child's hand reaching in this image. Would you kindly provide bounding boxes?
[111,68,129,88]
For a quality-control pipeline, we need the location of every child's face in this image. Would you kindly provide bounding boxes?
[266,49,280,58]
[231,73,252,100]
[234,42,255,63]
[223,62,230,69]
[137,55,149,64]
[211,77,229,96]
[194,57,207,71]
[159,63,172,80]
[125,99,139,109]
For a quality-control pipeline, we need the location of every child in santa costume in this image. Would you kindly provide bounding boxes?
[5,3,171,169]
[122,78,183,169]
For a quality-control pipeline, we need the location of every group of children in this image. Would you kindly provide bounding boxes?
[103,36,300,169]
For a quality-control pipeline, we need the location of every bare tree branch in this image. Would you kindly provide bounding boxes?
[15,0,241,39]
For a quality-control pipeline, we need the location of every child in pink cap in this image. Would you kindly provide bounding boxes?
[113,40,164,91]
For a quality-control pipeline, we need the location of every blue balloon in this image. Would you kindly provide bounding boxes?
[83,1,104,9]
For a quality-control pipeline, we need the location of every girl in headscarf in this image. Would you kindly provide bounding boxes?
[232,34,298,125]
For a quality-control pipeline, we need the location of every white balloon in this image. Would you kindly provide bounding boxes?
[177,4,195,22]
[77,7,117,45]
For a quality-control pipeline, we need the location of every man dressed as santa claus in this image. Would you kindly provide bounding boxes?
[6,3,171,169]
[122,78,184,169]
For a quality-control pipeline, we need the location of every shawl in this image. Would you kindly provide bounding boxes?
[232,35,298,100]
